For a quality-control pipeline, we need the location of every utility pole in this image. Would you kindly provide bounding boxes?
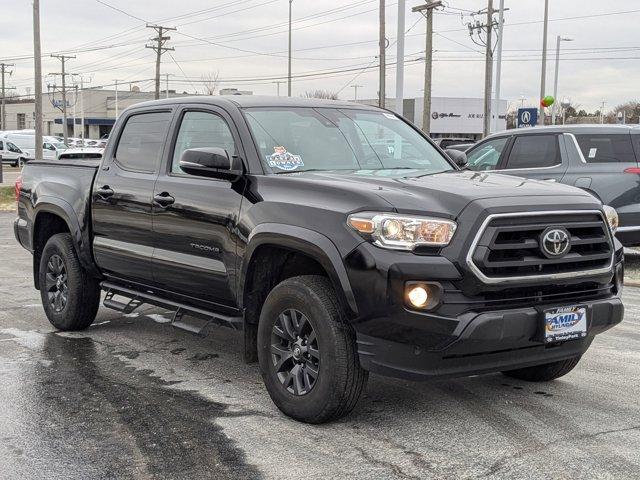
[395,0,405,115]
[50,54,75,144]
[467,1,496,137]
[413,1,441,134]
[600,100,606,124]
[165,73,170,99]
[492,0,505,133]
[482,0,494,137]
[351,84,363,102]
[33,0,43,159]
[1,63,16,131]
[379,0,386,108]
[273,81,285,96]
[145,24,175,100]
[538,0,549,125]
[288,0,293,97]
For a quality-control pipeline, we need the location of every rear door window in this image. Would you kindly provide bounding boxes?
[575,134,636,163]
[505,134,560,169]
[114,111,172,172]
[466,137,509,171]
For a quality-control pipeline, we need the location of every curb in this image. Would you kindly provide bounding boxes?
[625,278,640,288]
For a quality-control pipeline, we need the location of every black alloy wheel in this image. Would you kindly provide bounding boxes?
[270,308,320,396]
[45,254,68,313]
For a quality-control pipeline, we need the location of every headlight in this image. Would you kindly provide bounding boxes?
[603,205,619,233]
[347,212,457,250]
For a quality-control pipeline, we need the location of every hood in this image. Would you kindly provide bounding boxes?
[272,169,594,218]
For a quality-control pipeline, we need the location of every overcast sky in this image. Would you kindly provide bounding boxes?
[3,0,640,112]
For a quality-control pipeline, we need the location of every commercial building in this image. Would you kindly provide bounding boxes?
[3,88,189,139]
[360,96,508,140]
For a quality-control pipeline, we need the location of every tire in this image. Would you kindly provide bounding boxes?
[11,160,18,168]
[39,233,101,331]
[257,275,368,424]
[502,356,581,382]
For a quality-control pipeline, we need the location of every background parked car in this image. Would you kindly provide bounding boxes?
[465,125,640,246]
[446,142,475,152]
[0,138,30,167]
[434,137,475,149]
[56,148,103,160]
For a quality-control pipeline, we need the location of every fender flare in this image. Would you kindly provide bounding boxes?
[239,223,359,317]
[32,197,97,276]
[33,197,82,247]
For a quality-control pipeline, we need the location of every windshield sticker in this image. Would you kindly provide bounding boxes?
[383,113,398,120]
[588,148,597,158]
[267,146,304,171]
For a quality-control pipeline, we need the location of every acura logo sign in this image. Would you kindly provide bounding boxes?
[540,227,571,258]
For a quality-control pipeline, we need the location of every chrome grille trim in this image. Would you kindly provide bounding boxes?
[466,210,615,285]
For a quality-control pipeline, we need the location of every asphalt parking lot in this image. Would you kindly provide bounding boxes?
[0,211,639,480]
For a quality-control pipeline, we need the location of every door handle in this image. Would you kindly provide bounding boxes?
[543,178,557,182]
[96,185,114,199]
[153,192,175,208]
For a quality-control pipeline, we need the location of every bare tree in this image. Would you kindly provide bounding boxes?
[302,90,339,100]
[201,71,220,96]
[609,100,640,124]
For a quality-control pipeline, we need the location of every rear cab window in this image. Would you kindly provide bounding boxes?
[504,134,560,169]
[114,111,172,172]
[575,133,636,163]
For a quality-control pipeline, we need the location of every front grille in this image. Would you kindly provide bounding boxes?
[469,211,613,281]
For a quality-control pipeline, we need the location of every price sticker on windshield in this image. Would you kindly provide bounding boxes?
[267,146,304,171]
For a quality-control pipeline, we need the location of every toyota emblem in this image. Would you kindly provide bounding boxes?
[540,227,571,258]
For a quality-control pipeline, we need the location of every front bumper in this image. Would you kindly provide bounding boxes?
[356,296,623,381]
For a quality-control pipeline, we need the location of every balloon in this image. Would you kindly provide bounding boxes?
[542,95,555,107]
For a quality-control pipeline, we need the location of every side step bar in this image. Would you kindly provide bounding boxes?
[100,281,244,335]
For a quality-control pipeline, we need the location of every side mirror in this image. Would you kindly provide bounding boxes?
[179,147,243,181]
[444,149,468,168]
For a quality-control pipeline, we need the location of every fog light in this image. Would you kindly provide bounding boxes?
[407,286,429,308]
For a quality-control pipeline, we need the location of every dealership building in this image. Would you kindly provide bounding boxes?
[2,88,189,139]
[4,91,506,141]
[360,96,508,140]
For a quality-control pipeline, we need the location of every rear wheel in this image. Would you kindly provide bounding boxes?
[39,233,101,331]
[257,275,368,423]
[502,356,581,382]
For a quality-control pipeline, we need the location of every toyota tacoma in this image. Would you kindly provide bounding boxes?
[14,96,624,423]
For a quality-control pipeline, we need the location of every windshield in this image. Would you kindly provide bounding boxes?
[243,107,453,174]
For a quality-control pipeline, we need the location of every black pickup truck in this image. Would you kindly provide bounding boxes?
[14,96,624,423]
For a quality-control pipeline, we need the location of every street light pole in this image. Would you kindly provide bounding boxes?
[538,0,549,125]
[552,36,573,125]
[33,0,43,159]
[288,0,293,97]
[379,0,386,108]
[395,0,405,115]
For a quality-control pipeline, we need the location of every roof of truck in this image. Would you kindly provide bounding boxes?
[126,95,381,112]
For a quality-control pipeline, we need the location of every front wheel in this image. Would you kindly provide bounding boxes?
[502,356,581,382]
[257,275,368,423]
[39,233,101,331]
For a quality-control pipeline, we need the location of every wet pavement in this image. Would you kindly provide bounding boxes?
[1,211,639,479]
